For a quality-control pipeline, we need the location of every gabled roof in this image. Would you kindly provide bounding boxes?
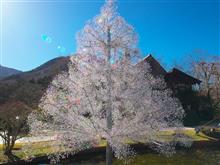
[136,54,201,85]
[165,68,202,85]
[136,54,167,77]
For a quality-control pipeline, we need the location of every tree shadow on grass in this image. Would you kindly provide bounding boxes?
[5,153,21,162]
[197,133,218,141]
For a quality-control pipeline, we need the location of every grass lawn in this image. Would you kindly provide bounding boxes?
[0,141,56,163]
[0,129,217,164]
[158,128,217,141]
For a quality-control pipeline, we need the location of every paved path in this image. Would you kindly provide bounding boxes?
[0,135,57,144]
[161,127,194,131]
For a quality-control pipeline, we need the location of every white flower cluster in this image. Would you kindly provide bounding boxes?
[28,0,189,163]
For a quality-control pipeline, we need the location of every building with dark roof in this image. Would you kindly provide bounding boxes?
[137,54,201,91]
[137,55,217,126]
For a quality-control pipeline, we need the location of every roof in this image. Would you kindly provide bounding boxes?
[136,54,167,77]
[165,68,202,85]
[136,54,201,85]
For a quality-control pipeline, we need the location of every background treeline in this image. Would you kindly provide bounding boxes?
[172,50,220,126]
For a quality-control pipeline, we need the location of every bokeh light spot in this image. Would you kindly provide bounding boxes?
[57,46,66,54]
[41,34,52,44]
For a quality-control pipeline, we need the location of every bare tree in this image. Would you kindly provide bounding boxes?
[187,51,220,100]
[212,58,220,102]
[0,100,30,160]
[28,0,188,164]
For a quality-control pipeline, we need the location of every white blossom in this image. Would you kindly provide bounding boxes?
[28,0,190,163]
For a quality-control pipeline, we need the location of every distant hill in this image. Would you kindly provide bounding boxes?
[0,56,71,106]
[0,66,22,79]
[2,56,70,83]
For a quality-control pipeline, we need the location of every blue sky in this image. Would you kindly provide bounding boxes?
[1,0,219,71]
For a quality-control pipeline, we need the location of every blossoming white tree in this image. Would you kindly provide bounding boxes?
[28,0,189,164]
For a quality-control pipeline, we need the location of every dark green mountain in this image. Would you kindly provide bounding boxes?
[0,56,70,107]
[0,66,22,79]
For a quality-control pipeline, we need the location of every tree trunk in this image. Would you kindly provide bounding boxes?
[106,27,113,165]
[4,150,12,157]
[4,141,13,157]
[4,137,19,162]
[3,135,15,158]
[106,142,113,165]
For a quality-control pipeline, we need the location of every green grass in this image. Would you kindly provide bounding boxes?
[0,129,217,164]
[0,141,59,163]
[158,129,217,141]
[0,143,22,151]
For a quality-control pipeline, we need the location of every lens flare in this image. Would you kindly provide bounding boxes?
[41,34,52,44]
[57,46,66,54]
